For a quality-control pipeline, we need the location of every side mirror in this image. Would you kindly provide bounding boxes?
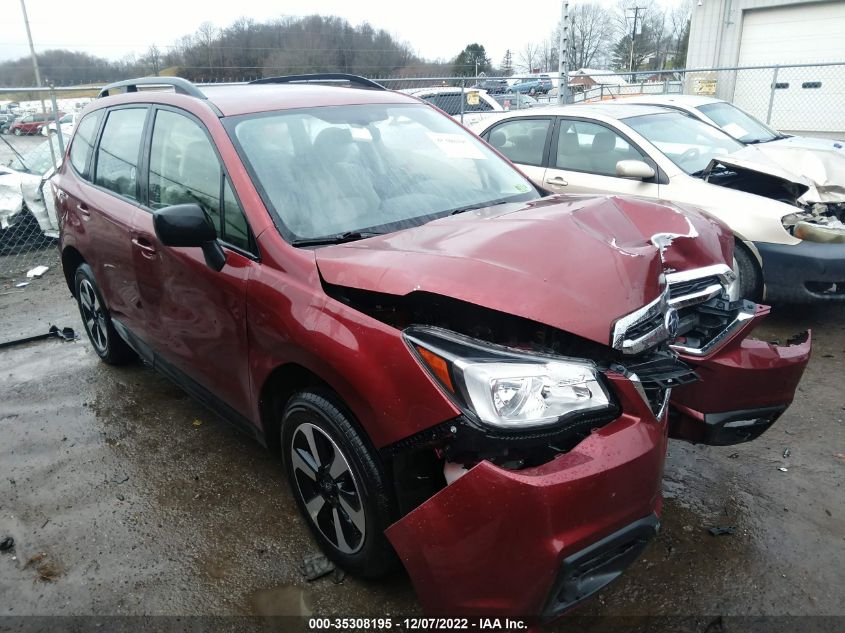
[153,203,226,271]
[616,160,655,180]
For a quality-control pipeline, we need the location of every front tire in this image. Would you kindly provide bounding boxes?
[74,263,136,365]
[733,243,763,301]
[282,390,397,578]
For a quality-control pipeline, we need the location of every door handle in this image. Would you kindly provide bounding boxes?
[131,236,158,259]
[76,202,90,216]
[546,176,568,187]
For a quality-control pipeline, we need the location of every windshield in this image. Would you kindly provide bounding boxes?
[624,112,745,175]
[229,103,539,242]
[697,102,780,144]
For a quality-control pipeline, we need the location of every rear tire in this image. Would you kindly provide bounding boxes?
[281,390,398,578]
[74,263,136,365]
[734,242,763,302]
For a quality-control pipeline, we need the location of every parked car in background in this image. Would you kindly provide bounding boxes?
[0,113,16,134]
[471,78,509,94]
[617,95,845,208]
[0,136,62,254]
[508,78,549,95]
[54,74,810,621]
[491,92,544,110]
[472,104,845,302]
[8,111,63,136]
[42,111,79,137]
[400,86,502,127]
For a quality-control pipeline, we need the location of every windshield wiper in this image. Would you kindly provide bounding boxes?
[449,197,516,216]
[290,230,384,247]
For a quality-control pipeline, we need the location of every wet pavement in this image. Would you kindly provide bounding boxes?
[1,271,843,629]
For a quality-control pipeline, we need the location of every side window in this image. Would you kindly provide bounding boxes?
[555,120,645,177]
[69,110,102,177]
[485,119,551,166]
[222,178,251,251]
[149,109,253,252]
[95,108,147,200]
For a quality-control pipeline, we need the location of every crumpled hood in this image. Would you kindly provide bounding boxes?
[743,136,845,204]
[316,195,731,347]
[0,166,59,235]
[709,147,814,198]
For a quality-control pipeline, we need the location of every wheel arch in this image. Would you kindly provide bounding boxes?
[61,246,86,296]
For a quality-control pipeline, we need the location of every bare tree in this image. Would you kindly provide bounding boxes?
[566,2,617,69]
[517,42,540,74]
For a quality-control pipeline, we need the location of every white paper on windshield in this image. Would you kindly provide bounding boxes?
[722,122,748,139]
[350,127,372,141]
[426,133,486,160]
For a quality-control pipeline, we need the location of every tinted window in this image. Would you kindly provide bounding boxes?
[95,108,147,199]
[486,119,551,166]
[149,109,252,252]
[556,120,645,176]
[69,111,102,177]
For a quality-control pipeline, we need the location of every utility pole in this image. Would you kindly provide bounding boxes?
[557,0,570,105]
[19,0,59,167]
[628,6,646,82]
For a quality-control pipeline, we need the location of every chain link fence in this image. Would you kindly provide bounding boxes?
[1,61,843,284]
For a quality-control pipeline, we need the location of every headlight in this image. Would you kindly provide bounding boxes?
[405,326,614,430]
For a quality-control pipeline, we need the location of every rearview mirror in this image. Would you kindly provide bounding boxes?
[616,160,655,180]
[153,203,226,271]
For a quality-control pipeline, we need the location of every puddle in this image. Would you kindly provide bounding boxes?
[251,585,312,617]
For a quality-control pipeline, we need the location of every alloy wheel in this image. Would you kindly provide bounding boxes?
[290,422,366,554]
[79,278,108,353]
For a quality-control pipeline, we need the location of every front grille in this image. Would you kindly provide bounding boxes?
[624,312,663,341]
[668,275,721,299]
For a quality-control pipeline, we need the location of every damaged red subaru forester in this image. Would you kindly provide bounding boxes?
[54,75,811,622]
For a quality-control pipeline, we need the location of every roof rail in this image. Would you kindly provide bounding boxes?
[97,77,206,99]
[250,73,385,91]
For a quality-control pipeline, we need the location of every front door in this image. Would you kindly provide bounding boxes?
[542,118,661,198]
[131,107,258,417]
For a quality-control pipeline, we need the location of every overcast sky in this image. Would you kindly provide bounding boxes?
[3,0,684,66]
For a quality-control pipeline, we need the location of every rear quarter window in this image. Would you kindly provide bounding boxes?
[69,111,103,177]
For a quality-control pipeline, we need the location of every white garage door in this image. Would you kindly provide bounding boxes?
[733,2,845,134]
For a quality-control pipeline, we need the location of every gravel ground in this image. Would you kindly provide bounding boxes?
[0,270,843,632]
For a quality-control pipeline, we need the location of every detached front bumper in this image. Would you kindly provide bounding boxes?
[756,239,845,302]
[385,376,665,619]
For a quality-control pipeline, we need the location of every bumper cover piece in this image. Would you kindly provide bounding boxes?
[756,239,845,302]
[670,305,811,445]
[385,376,665,618]
[541,513,659,621]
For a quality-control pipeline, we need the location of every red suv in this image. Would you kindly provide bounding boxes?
[54,75,810,621]
[8,111,62,135]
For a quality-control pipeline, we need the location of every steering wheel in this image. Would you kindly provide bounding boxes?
[679,147,700,164]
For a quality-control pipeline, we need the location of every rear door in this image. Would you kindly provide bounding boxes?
[542,117,661,197]
[131,106,257,416]
[480,116,553,184]
[67,106,149,330]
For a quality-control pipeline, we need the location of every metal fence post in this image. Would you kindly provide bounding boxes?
[460,79,465,124]
[766,65,780,125]
[48,84,65,158]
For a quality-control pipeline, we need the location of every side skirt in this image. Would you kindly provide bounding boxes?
[111,319,266,447]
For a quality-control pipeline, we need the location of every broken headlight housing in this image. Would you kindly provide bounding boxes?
[405,326,613,430]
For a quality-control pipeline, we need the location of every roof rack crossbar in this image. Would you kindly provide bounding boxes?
[249,73,385,90]
[98,77,206,99]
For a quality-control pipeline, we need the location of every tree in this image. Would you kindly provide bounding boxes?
[452,43,491,77]
[566,2,617,69]
[517,42,540,74]
[500,49,514,76]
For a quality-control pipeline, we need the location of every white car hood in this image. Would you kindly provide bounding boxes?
[0,167,59,236]
[744,136,845,204]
